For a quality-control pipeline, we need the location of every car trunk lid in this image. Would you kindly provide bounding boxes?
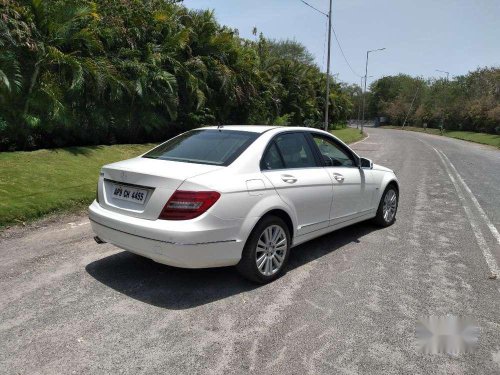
[99,157,223,219]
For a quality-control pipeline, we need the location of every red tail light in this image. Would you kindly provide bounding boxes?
[159,190,221,220]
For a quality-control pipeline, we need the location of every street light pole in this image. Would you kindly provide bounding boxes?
[357,75,371,128]
[435,69,450,132]
[361,47,385,133]
[356,76,363,128]
[324,0,333,132]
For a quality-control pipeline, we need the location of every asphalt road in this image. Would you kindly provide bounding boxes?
[1,127,500,374]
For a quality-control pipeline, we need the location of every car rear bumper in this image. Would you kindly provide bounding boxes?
[88,201,245,268]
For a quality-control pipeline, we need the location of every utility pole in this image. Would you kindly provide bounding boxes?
[324,0,333,131]
[300,1,332,131]
[361,48,385,133]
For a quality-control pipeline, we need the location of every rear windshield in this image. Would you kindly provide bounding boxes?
[143,129,259,166]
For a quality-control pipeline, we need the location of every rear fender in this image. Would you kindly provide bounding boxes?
[238,195,297,248]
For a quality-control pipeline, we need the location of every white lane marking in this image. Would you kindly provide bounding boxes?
[415,136,500,245]
[431,146,499,277]
[438,151,500,247]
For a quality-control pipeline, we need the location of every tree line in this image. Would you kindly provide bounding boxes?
[366,68,500,133]
[0,0,353,151]
[1,1,498,152]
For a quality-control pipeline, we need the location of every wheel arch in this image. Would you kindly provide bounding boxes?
[380,173,399,194]
[385,178,399,193]
[374,175,399,209]
[262,209,294,239]
[240,207,296,251]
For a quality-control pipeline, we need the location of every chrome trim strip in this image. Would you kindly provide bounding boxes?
[298,219,330,229]
[331,212,371,225]
[261,166,329,172]
[90,218,239,246]
[297,209,375,230]
[331,208,375,221]
[293,209,376,240]
[104,178,154,191]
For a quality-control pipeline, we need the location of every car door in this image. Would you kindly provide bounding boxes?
[309,133,373,225]
[261,132,333,236]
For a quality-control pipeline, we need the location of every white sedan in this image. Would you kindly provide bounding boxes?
[89,126,399,283]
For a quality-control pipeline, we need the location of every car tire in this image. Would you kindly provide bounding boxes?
[373,185,398,227]
[237,215,291,284]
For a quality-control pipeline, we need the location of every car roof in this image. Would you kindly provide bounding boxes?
[202,125,278,133]
[201,125,331,135]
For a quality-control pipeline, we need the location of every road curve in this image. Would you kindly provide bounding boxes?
[1,127,500,374]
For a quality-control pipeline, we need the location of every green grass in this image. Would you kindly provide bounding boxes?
[381,125,500,149]
[0,144,154,227]
[331,127,366,144]
[445,130,500,148]
[0,128,366,228]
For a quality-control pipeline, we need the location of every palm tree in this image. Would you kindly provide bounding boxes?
[4,1,127,147]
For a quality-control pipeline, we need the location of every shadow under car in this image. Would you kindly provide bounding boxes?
[85,221,380,310]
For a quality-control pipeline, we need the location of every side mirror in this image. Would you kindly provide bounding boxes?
[359,157,373,169]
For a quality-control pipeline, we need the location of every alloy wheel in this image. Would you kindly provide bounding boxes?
[255,225,287,276]
[383,189,397,222]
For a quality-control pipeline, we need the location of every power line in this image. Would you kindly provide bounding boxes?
[299,0,332,131]
[330,24,362,78]
[299,0,328,17]
[298,1,362,79]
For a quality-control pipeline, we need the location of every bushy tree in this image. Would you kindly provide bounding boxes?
[0,0,353,151]
[367,68,500,133]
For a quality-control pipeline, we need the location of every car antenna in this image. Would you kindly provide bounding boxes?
[217,124,224,132]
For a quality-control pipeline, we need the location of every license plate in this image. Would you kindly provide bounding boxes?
[112,184,148,204]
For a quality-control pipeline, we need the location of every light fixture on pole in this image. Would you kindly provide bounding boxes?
[435,69,450,81]
[361,47,385,133]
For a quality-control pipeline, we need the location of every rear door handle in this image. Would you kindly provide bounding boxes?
[333,173,344,182]
[281,174,297,184]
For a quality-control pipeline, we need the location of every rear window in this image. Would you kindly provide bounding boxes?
[143,129,259,166]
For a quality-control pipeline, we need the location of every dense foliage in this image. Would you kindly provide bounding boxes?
[0,0,353,151]
[367,68,500,133]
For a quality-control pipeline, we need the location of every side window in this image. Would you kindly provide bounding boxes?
[274,133,317,169]
[312,135,356,167]
[261,142,285,170]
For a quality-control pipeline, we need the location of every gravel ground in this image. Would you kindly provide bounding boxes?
[1,127,500,374]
